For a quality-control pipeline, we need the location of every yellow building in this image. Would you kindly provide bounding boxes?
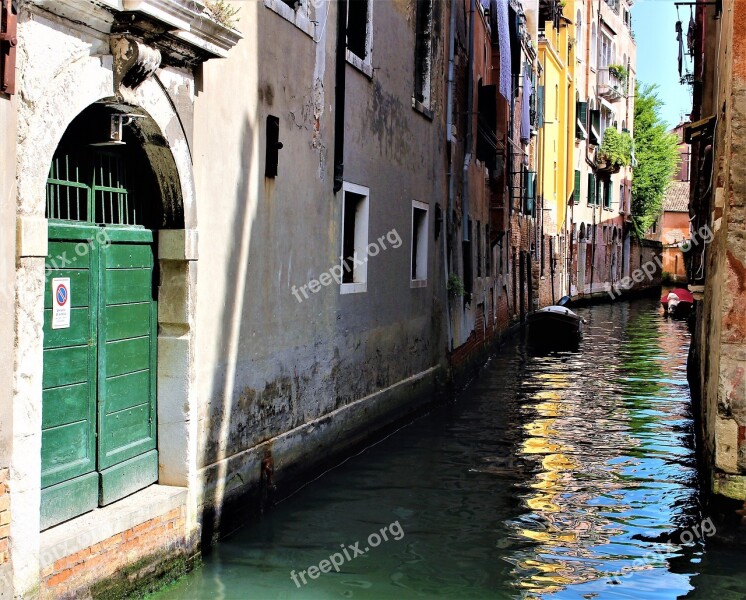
[536,0,577,301]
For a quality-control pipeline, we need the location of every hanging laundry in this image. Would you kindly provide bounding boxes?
[687,12,696,57]
[495,0,512,100]
[676,20,684,78]
[520,67,532,145]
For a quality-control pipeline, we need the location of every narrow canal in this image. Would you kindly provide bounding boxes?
[155,297,745,599]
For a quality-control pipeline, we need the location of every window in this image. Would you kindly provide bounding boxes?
[476,220,482,277]
[576,99,588,139]
[264,0,315,38]
[340,182,369,293]
[576,9,583,61]
[591,23,597,69]
[347,0,372,73]
[411,201,428,286]
[603,179,612,209]
[413,0,433,110]
[574,170,581,204]
[555,84,559,120]
[619,184,625,211]
[587,173,596,205]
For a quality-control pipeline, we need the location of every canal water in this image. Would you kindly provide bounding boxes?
[154,297,745,599]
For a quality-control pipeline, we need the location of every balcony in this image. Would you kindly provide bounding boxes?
[598,68,626,102]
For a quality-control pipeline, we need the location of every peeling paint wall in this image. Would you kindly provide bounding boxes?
[192,0,449,527]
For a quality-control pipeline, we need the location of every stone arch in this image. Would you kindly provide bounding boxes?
[17,56,195,228]
[13,51,199,586]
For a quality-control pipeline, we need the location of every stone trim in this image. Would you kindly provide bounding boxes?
[39,485,187,568]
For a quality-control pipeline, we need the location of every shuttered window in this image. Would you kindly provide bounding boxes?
[587,173,596,205]
[574,170,581,204]
[576,101,588,140]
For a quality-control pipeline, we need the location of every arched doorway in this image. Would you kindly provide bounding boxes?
[40,103,177,529]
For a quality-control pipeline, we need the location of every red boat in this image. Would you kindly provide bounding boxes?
[661,288,694,318]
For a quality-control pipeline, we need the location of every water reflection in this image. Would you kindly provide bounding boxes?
[154,298,720,600]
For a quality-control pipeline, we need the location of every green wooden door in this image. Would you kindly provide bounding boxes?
[97,227,158,506]
[41,224,100,529]
[42,150,158,528]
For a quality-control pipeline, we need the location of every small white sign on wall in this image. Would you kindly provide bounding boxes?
[51,277,71,330]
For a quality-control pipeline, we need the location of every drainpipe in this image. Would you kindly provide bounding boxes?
[333,0,347,193]
[444,0,457,350]
[462,0,476,242]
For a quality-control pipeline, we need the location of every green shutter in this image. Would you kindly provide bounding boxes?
[576,101,588,139]
[574,170,581,204]
[587,173,595,205]
[589,109,601,145]
[524,170,535,215]
[604,179,612,209]
[537,86,545,128]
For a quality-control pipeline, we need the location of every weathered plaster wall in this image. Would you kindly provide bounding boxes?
[192,0,448,525]
[0,86,16,596]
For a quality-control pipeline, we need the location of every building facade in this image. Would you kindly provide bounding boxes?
[568,0,636,301]
[0,0,647,596]
[687,0,746,509]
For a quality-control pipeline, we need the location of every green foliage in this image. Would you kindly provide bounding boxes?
[447,273,465,297]
[608,64,629,84]
[630,83,680,237]
[599,127,633,169]
[204,0,240,28]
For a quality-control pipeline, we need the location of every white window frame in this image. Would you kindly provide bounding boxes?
[411,200,429,287]
[340,182,369,295]
[263,0,315,39]
[345,0,373,77]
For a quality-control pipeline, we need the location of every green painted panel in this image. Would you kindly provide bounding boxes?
[105,244,153,269]
[105,303,150,341]
[104,336,150,376]
[98,450,158,506]
[42,383,89,429]
[43,270,90,309]
[47,222,99,242]
[40,472,98,530]
[41,421,93,487]
[102,227,153,243]
[104,370,150,414]
[104,269,152,304]
[42,346,89,389]
[48,241,91,269]
[43,307,90,349]
[105,404,150,448]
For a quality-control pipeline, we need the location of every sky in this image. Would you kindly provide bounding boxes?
[632,0,694,128]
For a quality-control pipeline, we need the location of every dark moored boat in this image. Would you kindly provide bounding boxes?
[661,288,693,319]
[527,296,583,345]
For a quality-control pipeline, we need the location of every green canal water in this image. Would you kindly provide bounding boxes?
[153,298,746,599]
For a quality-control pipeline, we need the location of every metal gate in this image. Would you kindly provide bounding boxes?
[41,150,158,529]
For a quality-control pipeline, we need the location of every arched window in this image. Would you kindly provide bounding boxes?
[576,9,583,60]
[591,23,597,69]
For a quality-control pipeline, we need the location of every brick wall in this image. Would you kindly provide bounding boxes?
[0,468,8,566]
[40,506,190,599]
